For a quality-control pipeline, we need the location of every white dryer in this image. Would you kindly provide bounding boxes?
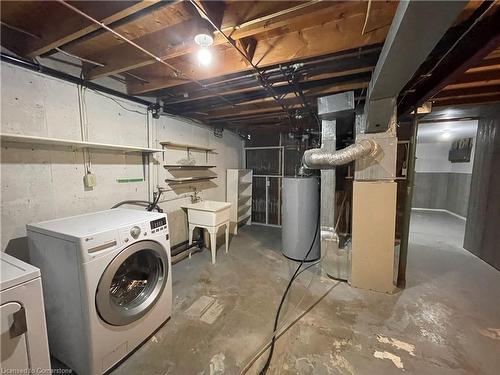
[27,208,172,375]
[1,253,51,371]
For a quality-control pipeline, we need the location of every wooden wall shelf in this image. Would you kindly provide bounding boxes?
[1,133,164,153]
[160,141,216,152]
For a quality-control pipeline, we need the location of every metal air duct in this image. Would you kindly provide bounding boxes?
[303,139,377,169]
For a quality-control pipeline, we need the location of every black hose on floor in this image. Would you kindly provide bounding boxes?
[259,209,321,374]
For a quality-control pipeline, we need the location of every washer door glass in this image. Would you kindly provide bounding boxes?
[96,240,168,326]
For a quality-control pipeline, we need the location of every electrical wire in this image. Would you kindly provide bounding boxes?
[77,84,92,173]
[241,282,341,375]
[86,87,148,116]
[255,179,349,374]
[361,0,372,35]
[258,207,321,374]
[240,260,321,373]
[81,86,93,173]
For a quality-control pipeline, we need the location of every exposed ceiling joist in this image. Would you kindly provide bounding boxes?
[433,93,500,107]
[82,0,350,81]
[82,16,206,79]
[435,84,500,100]
[0,0,160,58]
[159,47,379,102]
[163,68,372,111]
[199,87,367,123]
[191,0,225,29]
[166,73,371,116]
[398,1,500,115]
[446,69,500,88]
[127,1,396,95]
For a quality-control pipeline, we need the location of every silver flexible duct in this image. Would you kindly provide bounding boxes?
[302,139,378,169]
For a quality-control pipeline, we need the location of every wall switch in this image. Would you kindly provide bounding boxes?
[84,172,97,188]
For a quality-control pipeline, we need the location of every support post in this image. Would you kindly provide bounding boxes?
[397,107,419,288]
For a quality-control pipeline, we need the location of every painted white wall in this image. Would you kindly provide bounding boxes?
[415,142,452,173]
[417,120,477,143]
[416,120,477,174]
[0,62,243,253]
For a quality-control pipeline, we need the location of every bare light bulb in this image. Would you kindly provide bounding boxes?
[197,48,212,67]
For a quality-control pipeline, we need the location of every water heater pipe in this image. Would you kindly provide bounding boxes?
[302,139,378,169]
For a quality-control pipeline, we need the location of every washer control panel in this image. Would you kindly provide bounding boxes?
[120,217,169,245]
[150,217,167,232]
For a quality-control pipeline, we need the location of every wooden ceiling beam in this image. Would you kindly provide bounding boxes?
[201,98,306,120]
[84,1,391,82]
[190,0,225,29]
[434,84,500,100]
[453,69,500,85]
[202,88,366,120]
[165,66,373,106]
[234,37,257,66]
[158,53,378,105]
[127,1,396,94]
[398,1,500,115]
[170,73,371,115]
[209,111,290,123]
[441,70,500,91]
[433,93,500,107]
[466,56,500,73]
[83,16,206,80]
[193,81,368,115]
[0,0,160,58]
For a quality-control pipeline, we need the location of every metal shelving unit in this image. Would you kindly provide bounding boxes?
[165,176,217,185]
[159,141,216,152]
[161,141,217,188]
[164,165,216,170]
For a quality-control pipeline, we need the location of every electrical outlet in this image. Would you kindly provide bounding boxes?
[84,172,97,188]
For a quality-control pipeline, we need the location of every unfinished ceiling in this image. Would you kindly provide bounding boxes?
[1,0,499,132]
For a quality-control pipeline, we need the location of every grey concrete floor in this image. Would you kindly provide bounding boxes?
[112,211,500,374]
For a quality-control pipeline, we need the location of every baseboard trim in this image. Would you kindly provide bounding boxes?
[412,207,466,221]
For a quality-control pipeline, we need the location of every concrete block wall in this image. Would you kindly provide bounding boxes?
[0,62,243,257]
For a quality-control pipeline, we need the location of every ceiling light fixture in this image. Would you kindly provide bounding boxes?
[197,48,212,67]
[194,32,213,48]
[194,28,214,67]
[441,131,451,140]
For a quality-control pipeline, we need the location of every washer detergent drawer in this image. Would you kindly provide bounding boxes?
[1,302,29,370]
[81,230,120,262]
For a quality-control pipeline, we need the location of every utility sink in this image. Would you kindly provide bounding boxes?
[182,200,232,264]
[182,200,231,227]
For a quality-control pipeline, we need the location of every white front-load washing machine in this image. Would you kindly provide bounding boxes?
[27,208,172,375]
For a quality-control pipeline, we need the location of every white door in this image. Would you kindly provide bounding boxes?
[1,301,29,370]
